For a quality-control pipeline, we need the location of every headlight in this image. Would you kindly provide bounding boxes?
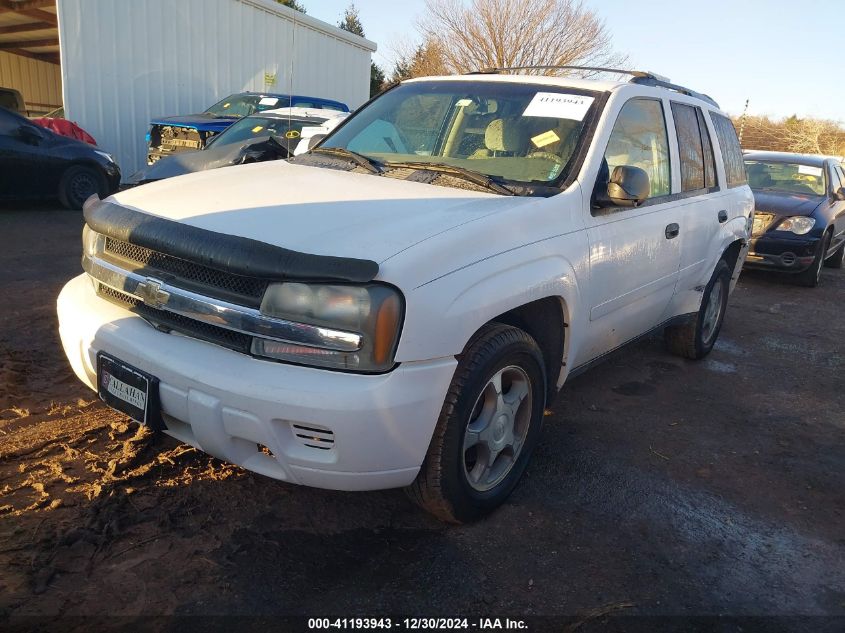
[94,150,115,163]
[775,216,815,235]
[252,283,403,372]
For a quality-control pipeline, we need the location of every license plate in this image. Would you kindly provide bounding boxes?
[97,353,163,430]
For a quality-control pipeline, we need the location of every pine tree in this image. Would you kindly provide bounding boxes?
[274,0,306,13]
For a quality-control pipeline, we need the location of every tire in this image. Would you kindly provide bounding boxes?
[823,236,844,269]
[664,259,731,360]
[797,232,830,287]
[405,323,547,523]
[58,165,107,210]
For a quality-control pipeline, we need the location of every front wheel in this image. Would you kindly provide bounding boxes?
[58,165,107,210]
[405,323,546,523]
[797,232,830,287]
[823,236,844,269]
[665,259,731,360]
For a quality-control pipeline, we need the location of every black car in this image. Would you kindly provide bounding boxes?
[743,151,845,286]
[0,106,121,209]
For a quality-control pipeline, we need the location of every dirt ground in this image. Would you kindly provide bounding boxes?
[1,203,843,631]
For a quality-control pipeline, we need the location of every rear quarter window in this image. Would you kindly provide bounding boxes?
[709,112,747,188]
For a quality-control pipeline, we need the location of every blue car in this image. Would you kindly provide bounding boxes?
[146,92,348,164]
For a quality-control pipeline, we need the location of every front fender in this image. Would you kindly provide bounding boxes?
[395,234,588,387]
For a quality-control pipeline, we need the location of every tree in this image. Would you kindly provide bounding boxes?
[370,63,386,97]
[274,0,306,13]
[389,38,447,83]
[338,3,364,36]
[733,114,845,157]
[417,0,626,75]
[337,4,386,97]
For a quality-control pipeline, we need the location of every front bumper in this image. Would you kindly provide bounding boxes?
[57,274,456,491]
[744,234,820,272]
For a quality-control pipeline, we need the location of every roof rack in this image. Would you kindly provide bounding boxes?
[465,65,720,109]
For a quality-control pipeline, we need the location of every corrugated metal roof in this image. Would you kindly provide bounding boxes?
[0,1,59,65]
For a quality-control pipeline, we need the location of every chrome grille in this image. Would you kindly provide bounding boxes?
[104,237,269,306]
[96,283,252,353]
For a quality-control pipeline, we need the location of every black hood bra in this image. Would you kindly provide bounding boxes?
[83,197,379,283]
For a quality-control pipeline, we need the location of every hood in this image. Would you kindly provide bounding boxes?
[110,161,532,264]
[149,113,238,133]
[752,190,823,217]
[127,136,288,185]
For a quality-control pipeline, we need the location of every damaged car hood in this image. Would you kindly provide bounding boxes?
[109,161,533,263]
[127,136,289,185]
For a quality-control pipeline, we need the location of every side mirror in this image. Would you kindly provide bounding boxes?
[307,134,326,150]
[17,125,44,145]
[596,165,650,207]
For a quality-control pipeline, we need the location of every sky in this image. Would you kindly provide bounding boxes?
[302,0,842,122]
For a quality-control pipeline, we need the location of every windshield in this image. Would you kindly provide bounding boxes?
[210,115,327,150]
[744,160,826,196]
[205,94,292,118]
[321,80,598,185]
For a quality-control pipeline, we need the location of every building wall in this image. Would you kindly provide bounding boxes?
[0,51,62,115]
[56,0,375,179]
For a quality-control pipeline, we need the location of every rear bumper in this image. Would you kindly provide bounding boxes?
[744,234,819,272]
[57,274,457,491]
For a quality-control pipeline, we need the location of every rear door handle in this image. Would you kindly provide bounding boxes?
[665,223,680,239]
[718,210,728,223]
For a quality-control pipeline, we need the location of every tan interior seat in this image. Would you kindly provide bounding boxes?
[469,117,525,159]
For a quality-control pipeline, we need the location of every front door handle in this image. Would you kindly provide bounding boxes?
[665,223,680,239]
[718,209,728,223]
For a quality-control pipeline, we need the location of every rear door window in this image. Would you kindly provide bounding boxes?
[671,103,719,192]
[604,98,671,198]
[709,112,747,188]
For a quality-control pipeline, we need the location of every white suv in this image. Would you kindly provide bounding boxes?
[58,68,754,522]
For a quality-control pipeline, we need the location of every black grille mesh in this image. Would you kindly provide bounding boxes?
[104,237,269,304]
[96,284,251,353]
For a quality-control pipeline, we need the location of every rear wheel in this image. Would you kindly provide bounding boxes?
[665,259,730,360]
[797,232,830,287]
[823,236,844,269]
[58,165,106,210]
[405,323,546,523]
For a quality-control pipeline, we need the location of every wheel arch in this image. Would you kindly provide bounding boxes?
[487,296,568,404]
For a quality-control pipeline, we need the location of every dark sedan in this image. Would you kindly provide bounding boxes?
[743,151,845,287]
[0,106,120,209]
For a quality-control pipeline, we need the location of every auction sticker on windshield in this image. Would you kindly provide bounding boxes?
[523,93,594,120]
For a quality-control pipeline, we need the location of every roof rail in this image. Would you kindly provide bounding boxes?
[629,75,719,108]
[465,65,720,109]
[466,65,654,78]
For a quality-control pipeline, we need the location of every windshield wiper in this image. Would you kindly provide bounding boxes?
[311,147,383,175]
[383,161,516,196]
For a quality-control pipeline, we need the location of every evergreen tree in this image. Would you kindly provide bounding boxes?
[274,0,306,13]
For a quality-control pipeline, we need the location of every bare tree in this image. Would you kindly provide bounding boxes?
[416,0,626,76]
[737,114,845,158]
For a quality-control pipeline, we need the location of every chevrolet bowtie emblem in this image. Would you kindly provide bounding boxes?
[136,278,170,309]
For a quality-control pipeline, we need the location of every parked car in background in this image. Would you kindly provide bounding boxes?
[0,87,27,116]
[146,92,349,164]
[128,107,348,185]
[744,151,845,286]
[0,106,120,209]
[58,69,752,522]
